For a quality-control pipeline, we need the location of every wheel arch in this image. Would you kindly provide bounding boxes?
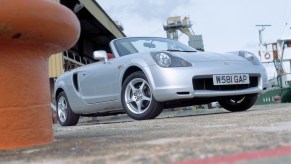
[121,64,158,102]
[55,88,64,102]
[122,66,144,85]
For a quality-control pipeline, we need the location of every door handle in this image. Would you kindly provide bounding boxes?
[81,73,86,77]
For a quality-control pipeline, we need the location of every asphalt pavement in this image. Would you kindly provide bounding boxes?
[1,104,291,164]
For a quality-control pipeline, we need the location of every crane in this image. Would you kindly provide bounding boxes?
[163,16,204,51]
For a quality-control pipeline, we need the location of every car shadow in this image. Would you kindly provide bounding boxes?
[79,108,260,126]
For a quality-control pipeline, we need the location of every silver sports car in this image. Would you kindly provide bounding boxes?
[54,37,268,126]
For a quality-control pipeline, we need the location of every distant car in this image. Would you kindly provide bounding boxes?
[54,37,268,126]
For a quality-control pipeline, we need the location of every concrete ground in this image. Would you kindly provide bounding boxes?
[1,104,291,164]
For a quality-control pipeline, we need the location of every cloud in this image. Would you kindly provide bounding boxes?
[96,0,192,38]
[125,0,191,20]
[96,0,191,19]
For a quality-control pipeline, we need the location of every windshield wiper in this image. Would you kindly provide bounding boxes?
[166,49,197,52]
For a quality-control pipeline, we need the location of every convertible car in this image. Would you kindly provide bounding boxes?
[54,37,268,126]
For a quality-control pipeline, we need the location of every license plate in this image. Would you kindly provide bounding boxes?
[213,74,249,85]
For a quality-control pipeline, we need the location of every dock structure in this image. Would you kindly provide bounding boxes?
[163,16,204,51]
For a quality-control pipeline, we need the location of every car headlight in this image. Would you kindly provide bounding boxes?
[151,52,192,68]
[239,51,260,65]
[155,52,172,67]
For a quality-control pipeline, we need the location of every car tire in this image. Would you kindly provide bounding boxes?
[57,91,80,126]
[218,94,258,112]
[121,71,163,120]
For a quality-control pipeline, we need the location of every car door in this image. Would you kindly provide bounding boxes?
[78,61,118,104]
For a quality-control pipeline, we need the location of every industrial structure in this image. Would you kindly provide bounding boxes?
[49,0,126,103]
[163,16,204,51]
[256,38,291,104]
[255,25,291,104]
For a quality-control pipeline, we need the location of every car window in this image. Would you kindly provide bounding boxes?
[131,40,169,52]
[114,37,197,57]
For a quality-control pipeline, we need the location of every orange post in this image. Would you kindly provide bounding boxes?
[0,0,80,150]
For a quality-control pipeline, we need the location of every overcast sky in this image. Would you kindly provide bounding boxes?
[96,0,291,78]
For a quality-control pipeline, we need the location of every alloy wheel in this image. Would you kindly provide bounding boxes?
[57,96,67,123]
[124,78,152,114]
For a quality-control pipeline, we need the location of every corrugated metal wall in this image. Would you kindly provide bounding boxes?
[49,53,63,78]
[48,0,62,78]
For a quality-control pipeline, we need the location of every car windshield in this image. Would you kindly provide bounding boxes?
[113,37,197,57]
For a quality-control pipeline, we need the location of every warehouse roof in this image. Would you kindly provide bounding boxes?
[60,0,126,58]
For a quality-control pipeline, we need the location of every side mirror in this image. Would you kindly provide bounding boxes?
[93,50,108,62]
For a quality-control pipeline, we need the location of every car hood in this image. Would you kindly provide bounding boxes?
[172,51,245,62]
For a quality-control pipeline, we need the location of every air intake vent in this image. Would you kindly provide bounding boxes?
[73,73,79,92]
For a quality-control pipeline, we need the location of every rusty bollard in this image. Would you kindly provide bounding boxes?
[0,0,80,150]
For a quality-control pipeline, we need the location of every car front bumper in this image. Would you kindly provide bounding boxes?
[146,61,268,102]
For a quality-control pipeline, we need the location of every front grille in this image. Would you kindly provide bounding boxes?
[193,75,259,91]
